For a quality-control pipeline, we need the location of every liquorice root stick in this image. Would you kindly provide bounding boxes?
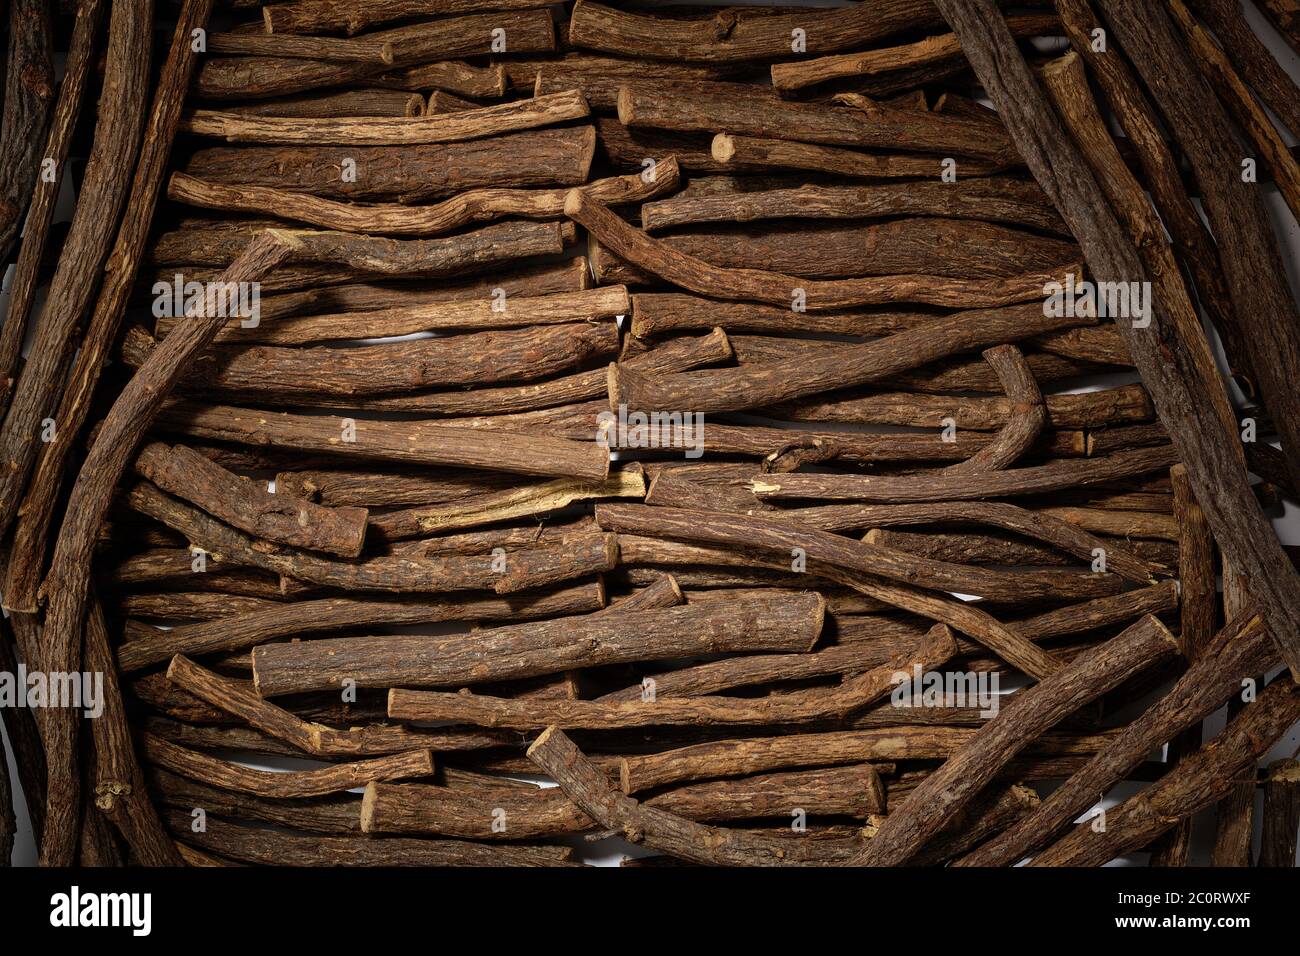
[117,582,604,672]
[251,593,825,696]
[36,230,296,866]
[1030,677,1300,866]
[387,624,956,729]
[568,189,1079,311]
[528,725,812,866]
[943,345,1045,473]
[125,481,617,597]
[1258,759,1300,867]
[0,0,153,543]
[83,594,183,866]
[143,734,433,799]
[169,158,679,238]
[751,445,1178,503]
[154,400,611,481]
[181,90,588,145]
[956,612,1276,866]
[134,441,369,557]
[0,0,103,410]
[935,0,1300,680]
[595,503,1064,679]
[855,614,1177,865]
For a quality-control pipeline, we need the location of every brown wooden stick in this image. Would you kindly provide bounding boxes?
[168,158,679,239]
[595,503,1066,679]
[252,592,824,695]
[856,614,1177,865]
[943,345,1045,473]
[612,302,1090,414]
[204,30,390,63]
[195,10,555,99]
[183,125,595,201]
[3,0,218,614]
[264,0,551,35]
[126,481,615,597]
[568,0,947,62]
[956,612,1275,866]
[1167,0,1300,230]
[619,727,1111,794]
[656,497,1160,584]
[171,812,571,866]
[764,383,1149,432]
[154,400,611,480]
[371,468,645,541]
[616,531,1122,603]
[1257,0,1300,57]
[1031,677,1300,866]
[0,0,102,409]
[218,88,425,118]
[165,656,490,758]
[0,0,152,542]
[117,581,602,673]
[617,83,1015,164]
[752,446,1177,503]
[936,0,1300,680]
[35,230,295,866]
[185,286,629,346]
[771,13,1059,91]
[1259,759,1300,867]
[387,624,955,729]
[569,192,1078,311]
[528,725,812,866]
[83,594,183,866]
[711,132,995,180]
[134,442,368,557]
[1037,48,1242,464]
[641,176,1067,235]
[1053,0,1253,398]
[182,90,587,145]
[0,0,54,266]
[143,734,433,799]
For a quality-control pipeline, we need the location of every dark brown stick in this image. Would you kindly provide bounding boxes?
[1030,678,1300,866]
[36,230,293,866]
[934,0,1300,679]
[263,0,551,36]
[126,481,616,597]
[595,503,1066,679]
[0,0,54,265]
[751,446,1177,503]
[956,612,1275,866]
[134,442,368,557]
[183,125,595,201]
[569,0,947,62]
[143,734,433,799]
[181,90,586,145]
[83,594,183,866]
[168,158,678,239]
[0,0,152,542]
[1259,759,1300,867]
[0,0,102,409]
[252,592,824,695]
[117,582,603,672]
[154,399,611,480]
[612,304,1091,415]
[386,624,955,729]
